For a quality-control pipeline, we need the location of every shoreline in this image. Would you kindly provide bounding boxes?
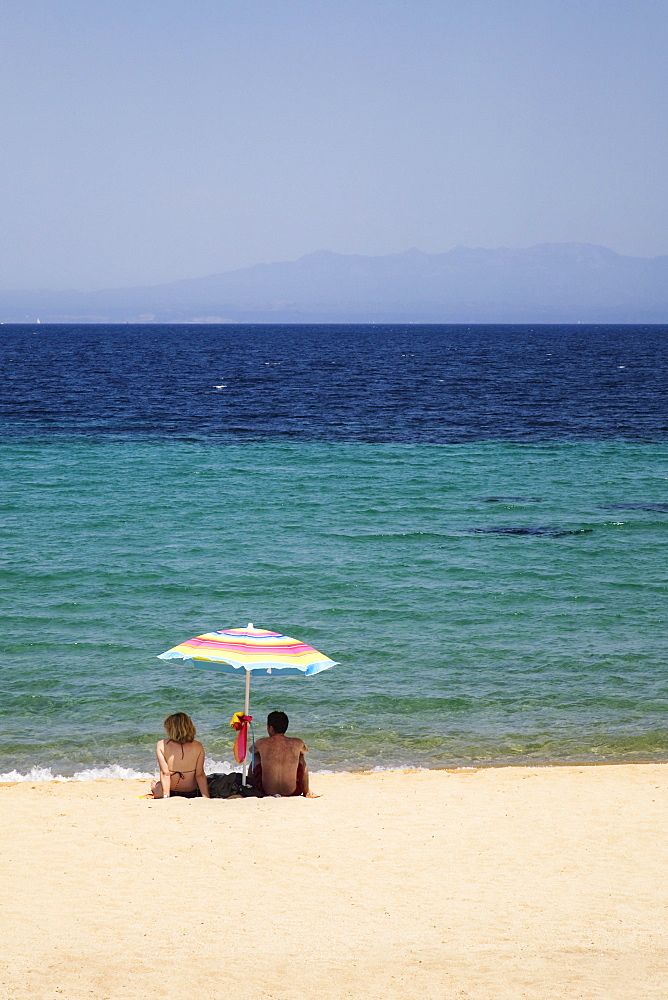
[2,755,668,784]
[3,762,667,998]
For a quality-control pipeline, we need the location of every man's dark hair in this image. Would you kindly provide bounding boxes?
[267,710,289,734]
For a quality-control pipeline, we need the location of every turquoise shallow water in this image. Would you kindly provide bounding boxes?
[1,437,667,776]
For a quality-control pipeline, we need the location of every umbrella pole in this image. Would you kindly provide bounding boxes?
[242,668,251,786]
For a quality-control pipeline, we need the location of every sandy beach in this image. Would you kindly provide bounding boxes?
[1,764,666,1000]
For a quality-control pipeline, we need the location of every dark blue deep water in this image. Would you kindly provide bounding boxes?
[1,324,666,441]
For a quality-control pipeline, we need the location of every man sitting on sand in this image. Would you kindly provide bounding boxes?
[252,711,313,797]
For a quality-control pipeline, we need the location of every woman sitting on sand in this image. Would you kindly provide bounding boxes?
[151,712,210,799]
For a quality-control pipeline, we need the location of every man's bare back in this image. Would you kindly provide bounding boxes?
[252,711,312,797]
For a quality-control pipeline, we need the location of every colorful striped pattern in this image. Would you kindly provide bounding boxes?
[158,624,338,676]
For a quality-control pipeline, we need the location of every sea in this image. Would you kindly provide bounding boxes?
[1,323,667,780]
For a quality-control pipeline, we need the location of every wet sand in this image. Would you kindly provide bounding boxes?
[1,764,666,999]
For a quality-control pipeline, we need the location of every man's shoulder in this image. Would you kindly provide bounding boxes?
[288,735,306,748]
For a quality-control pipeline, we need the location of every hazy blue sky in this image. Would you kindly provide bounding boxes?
[1,0,666,289]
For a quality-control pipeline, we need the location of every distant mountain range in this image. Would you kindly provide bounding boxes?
[2,243,667,323]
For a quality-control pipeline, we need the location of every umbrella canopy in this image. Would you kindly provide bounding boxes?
[158,623,337,676]
[158,623,338,783]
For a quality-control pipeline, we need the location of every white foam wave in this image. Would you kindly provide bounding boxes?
[0,764,155,782]
[0,760,444,783]
[364,764,431,773]
[0,758,241,783]
[204,757,240,774]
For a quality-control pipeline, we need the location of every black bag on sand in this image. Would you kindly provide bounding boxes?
[206,772,261,798]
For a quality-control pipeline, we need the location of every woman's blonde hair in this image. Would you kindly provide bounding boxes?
[163,712,196,744]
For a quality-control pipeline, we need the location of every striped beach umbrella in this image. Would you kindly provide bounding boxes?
[158,623,338,782]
